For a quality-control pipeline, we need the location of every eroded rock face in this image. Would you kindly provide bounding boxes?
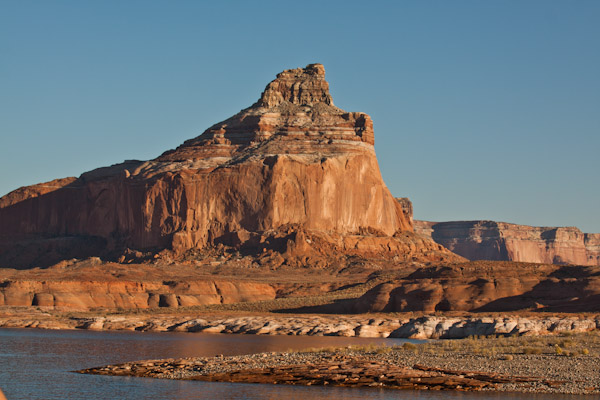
[0,64,424,267]
[0,279,276,310]
[2,312,598,339]
[415,220,600,266]
[0,177,77,209]
[396,197,413,225]
[351,261,600,313]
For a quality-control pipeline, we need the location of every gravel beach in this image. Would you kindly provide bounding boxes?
[79,332,600,395]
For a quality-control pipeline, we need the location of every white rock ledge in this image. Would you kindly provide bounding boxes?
[1,314,598,339]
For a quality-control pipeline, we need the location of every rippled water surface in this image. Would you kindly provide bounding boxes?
[0,328,589,399]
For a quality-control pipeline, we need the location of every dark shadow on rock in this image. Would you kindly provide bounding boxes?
[0,234,108,269]
[474,265,600,312]
[273,298,355,314]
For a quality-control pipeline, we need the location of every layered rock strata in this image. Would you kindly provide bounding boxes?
[0,64,441,268]
[5,260,599,313]
[351,261,600,313]
[415,220,600,266]
[0,279,275,310]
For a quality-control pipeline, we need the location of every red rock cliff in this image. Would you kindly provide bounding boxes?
[415,220,600,266]
[0,64,415,266]
[351,261,600,313]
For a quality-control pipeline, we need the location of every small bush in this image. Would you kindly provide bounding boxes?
[374,346,392,354]
[559,339,573,348]
[299,346,339,353]
[402,342,418,351]
[555,345,563,355]
[522,347,543,355]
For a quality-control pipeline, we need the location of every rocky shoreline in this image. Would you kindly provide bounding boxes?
[1,309,598,339]
[3,309,599,394]
[78,332,600,395]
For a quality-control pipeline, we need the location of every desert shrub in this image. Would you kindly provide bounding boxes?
[525,337,543,346]
[299,346,339,353]
[402,342,417,351]
[374,346,393,354]
[558,339,573,348]
[447,341,460,351]
[522,347,543,355]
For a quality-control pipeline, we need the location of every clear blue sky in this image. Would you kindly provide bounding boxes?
[1,1,599,232]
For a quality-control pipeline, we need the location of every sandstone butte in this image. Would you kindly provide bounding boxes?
[415,220,600,266]
[0,63,456,269]
[0,64,461,310]
[1,64,600,315]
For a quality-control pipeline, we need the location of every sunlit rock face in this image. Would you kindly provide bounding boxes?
[415,220,600,266]
[0,64,421,266]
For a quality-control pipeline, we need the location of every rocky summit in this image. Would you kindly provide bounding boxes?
[0,64,452,269]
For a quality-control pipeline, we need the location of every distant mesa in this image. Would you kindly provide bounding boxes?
[414,219,600,267]
[0,64,456,268]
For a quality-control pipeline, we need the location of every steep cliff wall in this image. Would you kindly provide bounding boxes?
[0,65,459,269]
[585,233,600,266]
[415,220,599,266]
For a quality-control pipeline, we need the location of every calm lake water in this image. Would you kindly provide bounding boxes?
[0,328,590,400]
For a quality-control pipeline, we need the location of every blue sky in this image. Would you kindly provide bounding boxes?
[1,1,599,232]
